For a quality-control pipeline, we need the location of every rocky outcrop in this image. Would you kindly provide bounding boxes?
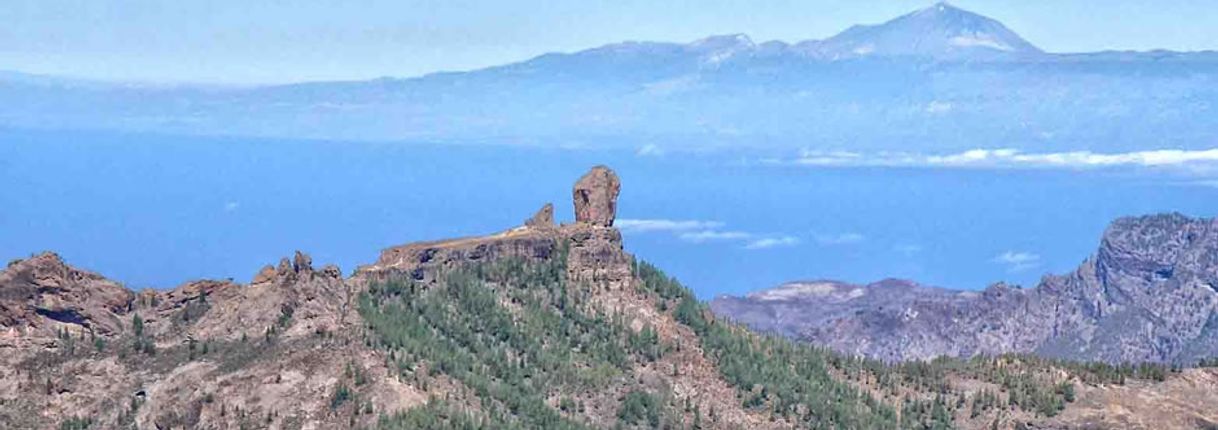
[357,233,563,284]
[712,213,1218,364]
[253,250,342,285]
[564,223,633,292]
[182,251,350,341]
[573,165,620,227]
[0,248,351,346]
[524,203,555,229]
[0,250,389,429]
[0,252,134,339]
[360,166,633,293]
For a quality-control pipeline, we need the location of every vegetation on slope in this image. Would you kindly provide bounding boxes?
[636,261,901,428]
[359,246,677,429]
[639,260,1195,428]
[358,247,1204,429]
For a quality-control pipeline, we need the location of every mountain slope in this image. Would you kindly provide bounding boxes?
[804,2,1042,59]
[2,167,1217,429]
[713,213,1218,365]
[3,5,1218,152]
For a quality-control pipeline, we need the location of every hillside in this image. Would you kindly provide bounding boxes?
[712,214,1218,365]
[2,166,1217,429]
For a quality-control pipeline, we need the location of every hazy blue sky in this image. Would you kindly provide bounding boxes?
[3,0,1216,84]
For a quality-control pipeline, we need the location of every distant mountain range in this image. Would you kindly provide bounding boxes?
[3,3,1217,152]
[798,2,1042,59]
[712,213,1218,364]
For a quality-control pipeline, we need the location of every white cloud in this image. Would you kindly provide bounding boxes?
[894,244,923,256]
[949,36,1013,52]
[795,149,864,166]
[991,251,1041,272]
[616,218,723,233]
[815,233,865,246]
[925,100,954,114]
[787,148,1218,170]
[678,230,753,243]
[1183,180,1218,188]
[619,217,800,250]
[636,144,664,157]
[745,236,801,250]
[223,201,240,212]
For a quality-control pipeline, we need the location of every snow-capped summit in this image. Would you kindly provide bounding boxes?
[688,34,755,52]
[805,2,1042,59]
[687,34,757,65]
[546,3,1040,65]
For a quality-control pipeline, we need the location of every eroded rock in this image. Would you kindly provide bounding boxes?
[0,252,133,337]
[524,203,555,229]
[572,165,620,227]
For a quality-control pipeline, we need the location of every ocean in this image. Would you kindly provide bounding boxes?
[3,129,1215,298]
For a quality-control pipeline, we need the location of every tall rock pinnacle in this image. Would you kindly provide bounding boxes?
[572,165,620,227]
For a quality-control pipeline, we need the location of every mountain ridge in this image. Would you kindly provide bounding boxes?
[6,3,1217,87]
[712,212,1218,365]
[4,168,1218,428]
[3,4,1217,152]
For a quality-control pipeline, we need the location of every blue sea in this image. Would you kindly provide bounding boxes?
[3,129,1216,298]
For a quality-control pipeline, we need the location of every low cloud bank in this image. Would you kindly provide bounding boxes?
[992,251,1041,272]
[787,148,1218,170]
[617,218,799,251]
[616,219,723,233]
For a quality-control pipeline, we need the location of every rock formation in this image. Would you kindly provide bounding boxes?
[713,213,1218,364]
[0,252,134,339]
[362,166,632,292]
[6,167,1218,430]
[572,165,620,227]
[524,203,555,229]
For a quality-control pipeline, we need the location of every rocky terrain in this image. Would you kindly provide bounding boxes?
[3,166,1217,429]
[713,214,1218,365]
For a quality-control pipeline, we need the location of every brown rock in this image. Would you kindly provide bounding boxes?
[524,203,555,229]
[276,258,293,277]
[564,223,632,292]
[252,265,277,284]
[292,251,313,273]
[0,252,134,336]
[572,165,620,227]
[320,264,343,279]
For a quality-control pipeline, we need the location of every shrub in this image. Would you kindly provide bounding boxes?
[616,390,662,428]
[330,384,352,410]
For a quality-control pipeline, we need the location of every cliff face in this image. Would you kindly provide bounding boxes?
[355,212,633,296]
[712,213,1218,364]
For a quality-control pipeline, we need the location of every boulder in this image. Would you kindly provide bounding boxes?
[572,165,620,227]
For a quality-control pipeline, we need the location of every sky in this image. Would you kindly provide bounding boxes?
[2,0,1217,84]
